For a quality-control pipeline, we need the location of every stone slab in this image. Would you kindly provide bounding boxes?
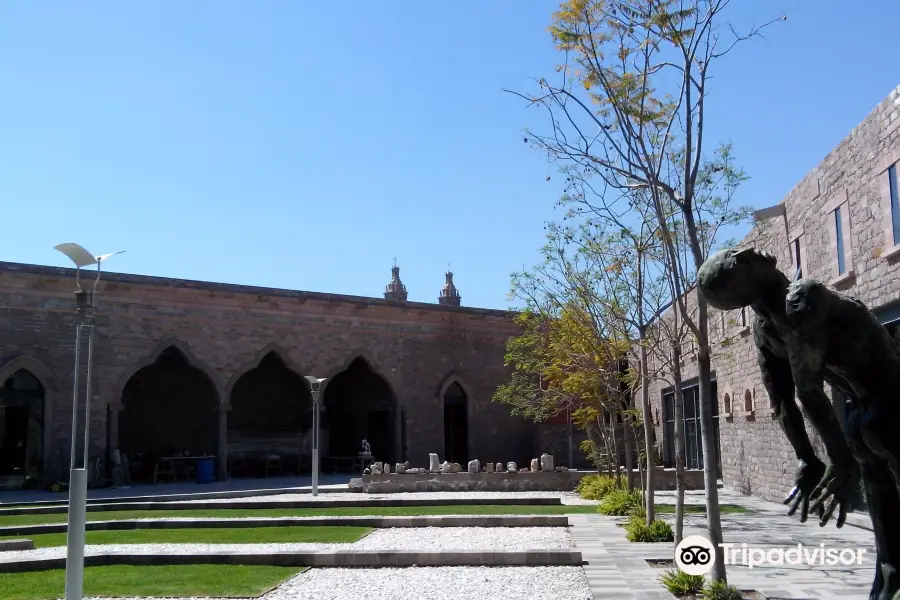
[361,468,704,493]
[0,539,33,552]
[0,515,570,537]
[0,549,584,572]
[0,496,561,517]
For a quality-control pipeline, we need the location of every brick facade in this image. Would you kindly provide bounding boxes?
[0,262,537,486]
[647,84,900,504]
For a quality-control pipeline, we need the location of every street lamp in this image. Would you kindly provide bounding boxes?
[303,376,327,497]
[54,243,124,600]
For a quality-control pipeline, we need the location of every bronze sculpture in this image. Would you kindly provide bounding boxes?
[698,247,899,600]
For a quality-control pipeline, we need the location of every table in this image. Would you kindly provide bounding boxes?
[153,455,215,484]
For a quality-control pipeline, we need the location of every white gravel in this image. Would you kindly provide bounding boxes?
[265,566,592,600]
[0,527,572,563]
[351,527,573,551]
[177,490,595,505]
[81,567,593,600]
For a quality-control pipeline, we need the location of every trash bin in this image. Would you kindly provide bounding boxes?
[196,458,215,484]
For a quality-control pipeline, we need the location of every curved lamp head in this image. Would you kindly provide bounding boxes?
[54,243,125,291]
[304,376,327,393]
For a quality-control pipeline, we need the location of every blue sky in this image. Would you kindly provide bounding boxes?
[1,1,897,310]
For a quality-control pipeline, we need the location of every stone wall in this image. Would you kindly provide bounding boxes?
[644,84,900,504]
[357,468,705,493]
[0,262,535,483]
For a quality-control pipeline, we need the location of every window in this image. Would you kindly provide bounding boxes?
[889,164,900,246]
[740,307,747,327]
[835,206,846,275]
[661,380,722,477]
[793,238,802,279]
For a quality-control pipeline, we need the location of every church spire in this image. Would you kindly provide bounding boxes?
[384,259,408,301]
[438,266,461,306]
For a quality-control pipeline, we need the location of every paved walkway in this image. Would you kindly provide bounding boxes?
[570,488,876,599]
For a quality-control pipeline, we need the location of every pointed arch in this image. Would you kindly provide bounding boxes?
[437,371,471,465]
[117,339,221,478]
[321,350,395,397]
[435,371,475,402]
[0,354,60,394]
[322,350,398,465]
[224,342,305,398]
[0,353,58,482]
[225,343,312,476]
[113,338,222,405]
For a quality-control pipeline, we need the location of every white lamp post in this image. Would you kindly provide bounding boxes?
[304,376,327,496]
[54,243,124,600]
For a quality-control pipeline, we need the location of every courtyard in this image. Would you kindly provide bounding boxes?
[0,480,877,600]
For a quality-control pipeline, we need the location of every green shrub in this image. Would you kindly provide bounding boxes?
[597,488,642,516]
[661,569,704,597]
[575,474,624,500]
[701,580,742,600]
[625,516,674,542]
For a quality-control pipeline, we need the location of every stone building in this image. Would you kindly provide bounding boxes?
[645,84,900,506]
[0,261,536,489]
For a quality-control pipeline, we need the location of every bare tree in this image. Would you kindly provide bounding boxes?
[507,0,781,581]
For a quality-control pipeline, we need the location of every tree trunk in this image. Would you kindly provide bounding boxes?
[639,338,655,525]
[622,409,635,491]
[611,412,621,485]
[696,298,726,582]
[672,342,687,546]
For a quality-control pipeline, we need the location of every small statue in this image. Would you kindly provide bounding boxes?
[360,439,372,456]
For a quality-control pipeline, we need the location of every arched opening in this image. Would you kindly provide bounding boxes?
[443,382,468,465]
[744,389,753,413]
[723,393,732,414]
[0,370,45,485]
[323,357,396,469]
[119,346,219,482]
[228,352,311,477]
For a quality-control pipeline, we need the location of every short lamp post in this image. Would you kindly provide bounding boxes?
[304,376,327,496]
[54,243,124,600]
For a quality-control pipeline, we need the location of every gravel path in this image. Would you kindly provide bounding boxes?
[0,527,572,562]
[351,527,573,551]
[178,491,597,505]
[265,566,592,600]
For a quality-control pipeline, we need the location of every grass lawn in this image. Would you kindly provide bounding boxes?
[0,564,305,600]
[656,504,748,514]
[0,504,599,526]
[0,503,750,527]
[0,525,372,548]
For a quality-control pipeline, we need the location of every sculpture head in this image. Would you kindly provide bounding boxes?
[697,247,780,310]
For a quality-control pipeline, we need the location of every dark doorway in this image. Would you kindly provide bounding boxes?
[443,382,468,465]
[322,357,396,468]
[662,379,721,477]
[228,352,311,476]
[119,347,219,482]
[0,370,45,480]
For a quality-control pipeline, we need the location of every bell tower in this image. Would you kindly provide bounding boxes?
[384,259,408,302]
[438,267,461,306]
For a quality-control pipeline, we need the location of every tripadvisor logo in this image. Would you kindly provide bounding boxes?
[674,535,716,576]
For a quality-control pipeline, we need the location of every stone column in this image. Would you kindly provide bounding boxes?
[217,403,230,481]
[393,405,403,464]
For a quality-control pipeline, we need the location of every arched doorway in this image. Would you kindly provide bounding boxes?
[228,352,311,477]
[323,357,396,468]
[119,346,219,482]
[443,382,468,465]
[0,370,45,484]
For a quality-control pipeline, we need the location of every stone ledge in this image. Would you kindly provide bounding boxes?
[0,515,570,537]
[360,469,705,493]
[0,486,348,510]
[0,549,584,572]
[0,496,561,517]
[0,539,33,552]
